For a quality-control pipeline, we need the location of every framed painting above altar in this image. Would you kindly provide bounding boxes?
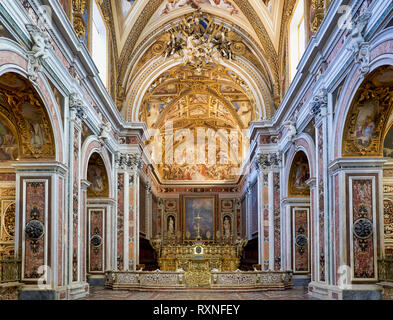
[183,196,215,241]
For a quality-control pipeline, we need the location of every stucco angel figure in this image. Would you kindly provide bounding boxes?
[348,10,371,54]
[26,24,52,60]
[99,122,112,140]
[284,120,297,142]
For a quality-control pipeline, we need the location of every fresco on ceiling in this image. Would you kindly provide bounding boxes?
[141,65,254,182]
[121,0,136,18]
[158,0,238,16]
[262,0,272,12]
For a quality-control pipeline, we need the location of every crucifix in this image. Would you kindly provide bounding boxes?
[195,212,202,240]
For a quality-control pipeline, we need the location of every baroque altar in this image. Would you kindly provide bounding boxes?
[148,235,249,287]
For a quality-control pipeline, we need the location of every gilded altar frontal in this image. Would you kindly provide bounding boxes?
[1,0,393,307]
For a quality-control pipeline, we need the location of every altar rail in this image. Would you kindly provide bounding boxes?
[105,270,293,291]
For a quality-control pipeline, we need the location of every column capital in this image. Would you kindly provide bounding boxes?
[310,88,328,119]
[115,152,143,171]
[69,92,87,120]
[255,152,282,172]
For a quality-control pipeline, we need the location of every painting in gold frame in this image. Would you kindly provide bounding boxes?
[183,196,215,242]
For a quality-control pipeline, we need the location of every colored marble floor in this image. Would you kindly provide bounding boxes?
[86,286,317,300]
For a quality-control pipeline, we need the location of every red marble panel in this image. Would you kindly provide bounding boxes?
[273,173,281,270]
[335,174,340,284]
[318,124,325,282]
[352,179,375,279]
[89,209,104,272]
[129,182,135,269]
[117,173,124,270]
[293,209,309,273]
[24,181,46,279]
[57,177,63,286]
[72,128,80,282]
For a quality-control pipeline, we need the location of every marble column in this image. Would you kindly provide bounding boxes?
[255,152,282,270]
[115,152,142,271]
[65,93,89,299]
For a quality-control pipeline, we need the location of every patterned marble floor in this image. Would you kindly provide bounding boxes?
[86,286,316,300]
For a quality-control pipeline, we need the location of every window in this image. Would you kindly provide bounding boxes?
[91,0,108,87]
[289,0,306,81]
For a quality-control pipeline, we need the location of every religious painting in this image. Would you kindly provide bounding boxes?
[87,153,109,197]
[223,215,232,240]
[343,66,393,157]
[0,117,18,161]
[288,152,310,197]
[0,73,55,160]
[120,0,136,18]
[184,196,215,241]
[353,100,379,149]
[20,103,46,150]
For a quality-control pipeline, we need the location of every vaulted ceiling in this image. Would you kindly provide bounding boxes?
[100,0,297,183]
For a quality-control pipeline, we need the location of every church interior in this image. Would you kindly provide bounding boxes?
[0,0,393,301]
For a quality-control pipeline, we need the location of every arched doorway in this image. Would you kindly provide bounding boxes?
[285,150,311,285]
[85,152,110,285]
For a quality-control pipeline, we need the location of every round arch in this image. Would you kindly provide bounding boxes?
[0,39,64,162]
[81,136,113,199]
[283,134,316,198]
[333,28,393,159]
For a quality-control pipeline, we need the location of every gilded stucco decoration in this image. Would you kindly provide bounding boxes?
[154,12,245,73]
[343,66,393,157]
[0,73,55,160]
[72,0,88,38]
[310,0,330,33]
